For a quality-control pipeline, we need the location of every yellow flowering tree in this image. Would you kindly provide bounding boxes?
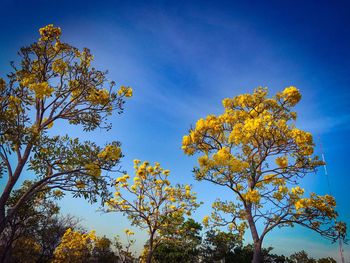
[0,24,132,237]
[53,228,97,262]
[55,231,118,262]
[182,87,345,263]
[106,160,200,263]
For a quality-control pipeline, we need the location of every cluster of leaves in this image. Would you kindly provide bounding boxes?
[152,218,202,263]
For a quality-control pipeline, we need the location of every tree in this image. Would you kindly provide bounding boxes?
[114,229,136,263]
[182,87,345,263]
[289,250,316,263]
[0,181,84,262]
[200,229,242,263]
[152,218,202,263]
[1,182,57,261]
[91,236,117,263]
[53,228,97,262]
[231,244,287,263]
[0,24,132,237]
[34,214,83,262]
[317,257,336,263]
[6,236,41,263]
[106,160,200,263]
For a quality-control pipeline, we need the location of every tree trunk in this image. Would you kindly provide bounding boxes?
[0,143,33,236]
[0,209,8,235]
[0,238,12,263]
[0,226,16,263]
[146,231,155,263]
[146,250,153,263]
[245,205,263,263]
[252,241,262,263]
[0,178,15,234]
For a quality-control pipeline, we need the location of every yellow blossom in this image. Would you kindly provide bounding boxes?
[124,229,135,236]
[87,88,110,105]
[243,189,261,204]
[202,215,210,226]
[98,145,121,161]
[29,82,54,99]
[39,24,61,41]
[281,86,301,106]
[118,86,132,97]
[275,156,288,168]
[84,163,101,177]
[52,59,67,74]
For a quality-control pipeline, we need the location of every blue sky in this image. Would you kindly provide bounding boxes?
[1,0,349,259]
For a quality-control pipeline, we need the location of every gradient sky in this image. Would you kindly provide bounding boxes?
[1,0,349,260]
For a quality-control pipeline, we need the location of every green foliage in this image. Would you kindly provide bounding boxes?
[200,229,242,263]
[0,185,82,262]
[29,135,122,204]
[153,218,202,263]
[92,236,117,263]
[289,250,316,263]
[113,232,136,263]
[317,257,337,263]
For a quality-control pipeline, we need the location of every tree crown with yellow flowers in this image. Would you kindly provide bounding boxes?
[0,24,132,235]
[182,87,345,261]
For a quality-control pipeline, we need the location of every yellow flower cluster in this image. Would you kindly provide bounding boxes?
[80,48,94,67]
[53,228,96,262]
[281,86,301,106]
[275,156,288,168]
[84,163,101,177]
[290,186,304,196]
[52,59,67,74]
[202,215,210,227]
[223,88,267,109]
[182,114,224,155]
[118,86,133,97]
[196,148,248,180]
[98,145,121,161]
[28,82,54,99]
[182,87,310,162]
[212,200,237,214]
[39,24,62,41]
[272,185,289,201]
[116,174,130,183]
[290,128,314,155]
[294,193,336,217]
[124,229,135,236]
[243,189,261,204]
[272,178,286,186]
[87,88,110,105]
[53,190,64,197]
[76,180,86,189]
[69,80,84,100]
[8,95,21,111]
